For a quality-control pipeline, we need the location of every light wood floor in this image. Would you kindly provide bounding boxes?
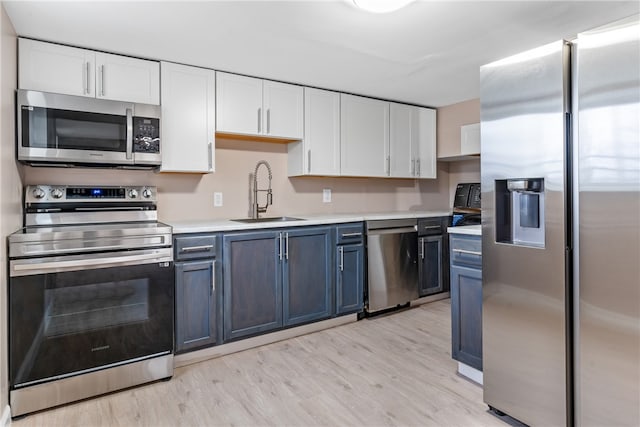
[14,300,507,427]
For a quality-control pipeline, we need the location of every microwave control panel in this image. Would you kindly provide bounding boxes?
[133,117,160,153]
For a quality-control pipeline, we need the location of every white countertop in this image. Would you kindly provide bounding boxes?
[169,210,451,234]
[447,225,481,236]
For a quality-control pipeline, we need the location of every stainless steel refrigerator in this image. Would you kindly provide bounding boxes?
[480,15,639,426]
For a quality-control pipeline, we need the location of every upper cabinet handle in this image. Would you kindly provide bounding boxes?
[257,108,262,133]
[267,109,270,134]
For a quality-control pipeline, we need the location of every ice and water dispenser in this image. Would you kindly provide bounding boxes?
[495,178,545,247]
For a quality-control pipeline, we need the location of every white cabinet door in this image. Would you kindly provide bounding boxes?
[460,123,481,155]
[340,94,389,177]
[160,62,215,173]
[95,52,160,104]
[215,72,263,135]
[263,80,303,139]
[19,38,95,97]
[389,103,414,178]
[415,107,437,178]
[289,88,340,176]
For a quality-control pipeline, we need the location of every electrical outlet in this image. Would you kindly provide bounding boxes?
[214,192,223,207]
[323,188,332,203]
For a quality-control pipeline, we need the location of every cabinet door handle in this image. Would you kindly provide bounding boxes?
[208,142,213,171]
[211,260,216,295]
[416,158,421,176]
[267,109,271,134]
[411,159,415,176]
[339,246,344,271]
[453,248,482,257]
[285,232,289,260]
[307,150,311,174]
[420,238,425,260]
[278,232,283,261]
[180,244,214,253]
[258,108,262,133]
[341,232,362,238]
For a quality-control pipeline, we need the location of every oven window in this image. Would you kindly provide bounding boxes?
[9,261,174,387]
[23,107,127,152]
[44,279,149,337]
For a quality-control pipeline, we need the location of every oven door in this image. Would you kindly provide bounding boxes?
[9,248,174,388]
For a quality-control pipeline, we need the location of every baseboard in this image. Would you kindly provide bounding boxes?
[458,361,483,386]
[412,292,450,306]
[175,314,358,368]
[1,404,11,426]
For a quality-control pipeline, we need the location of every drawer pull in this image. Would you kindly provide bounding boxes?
[453,248,482,257]
[341,232,362,238]
[180,244,214,253]
[423,225,441,230]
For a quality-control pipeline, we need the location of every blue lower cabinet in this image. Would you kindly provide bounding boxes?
[223,230,283,341]
[175,260,218,353]
[283,227,333,327]
[222,226,333,342]
[450,263,483,370]
[336,244,364,315]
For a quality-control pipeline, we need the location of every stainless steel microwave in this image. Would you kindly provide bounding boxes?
[17,89,161,168]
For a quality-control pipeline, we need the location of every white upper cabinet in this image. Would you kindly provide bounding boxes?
[95,53,160,105]
[216,72,303,140]
[215,72,263,135]
[19,38,95,97]
[387,103,437,179]
[288,88,340,176]
[460,123,481,156]
[340,94,389,177]
[389,103,414,178]
[415,107,437,178]
[263,80,303,139]
[18,38,160,105]
[160,62,215,173]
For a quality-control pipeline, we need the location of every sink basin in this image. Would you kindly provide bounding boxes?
[231,216,303,224]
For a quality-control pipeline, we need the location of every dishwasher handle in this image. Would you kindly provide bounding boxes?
[367,226,417,236]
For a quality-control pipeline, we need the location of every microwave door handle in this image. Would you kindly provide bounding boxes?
[126,108,133,161]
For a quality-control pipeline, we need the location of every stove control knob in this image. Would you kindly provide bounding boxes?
[128,189,138,199]
[51,188,63,199]
[32,186,46,199]
[142,188,153,199]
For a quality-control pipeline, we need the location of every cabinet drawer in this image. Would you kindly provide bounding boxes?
[175,235,217,260]
[450,234,482,268]
[336,223,364,244]
[418,217,447,236]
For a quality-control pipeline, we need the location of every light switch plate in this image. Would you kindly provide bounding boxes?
[323,188,331,203]
[214,192,223,207]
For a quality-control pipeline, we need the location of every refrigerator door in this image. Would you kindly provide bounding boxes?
[575,15,640,426]
[480,41,569,426]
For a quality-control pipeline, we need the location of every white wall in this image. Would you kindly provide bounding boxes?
[0,2,22,422]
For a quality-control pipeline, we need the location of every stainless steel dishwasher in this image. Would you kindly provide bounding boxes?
[366,218,419,313]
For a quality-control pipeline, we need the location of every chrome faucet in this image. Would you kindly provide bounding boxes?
[253,160,273,218]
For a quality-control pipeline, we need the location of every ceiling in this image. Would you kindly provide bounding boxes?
[4,1,639,108]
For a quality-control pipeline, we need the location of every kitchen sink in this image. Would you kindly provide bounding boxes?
[231,216,303,223]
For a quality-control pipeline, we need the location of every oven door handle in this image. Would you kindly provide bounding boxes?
[11,249,172,275]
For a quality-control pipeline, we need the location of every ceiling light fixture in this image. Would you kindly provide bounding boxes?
[352,0,415,14]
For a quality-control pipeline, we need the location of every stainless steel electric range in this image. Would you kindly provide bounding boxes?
[8,185,174,417]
